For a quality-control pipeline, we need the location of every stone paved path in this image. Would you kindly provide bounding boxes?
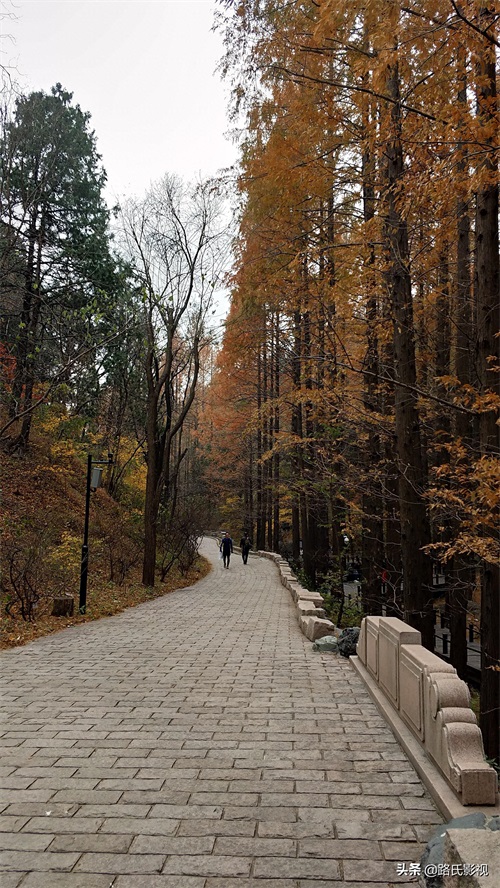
[0,538,443,887]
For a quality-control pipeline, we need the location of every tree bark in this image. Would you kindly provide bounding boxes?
[474,9,500,760]
[383,52,434,647]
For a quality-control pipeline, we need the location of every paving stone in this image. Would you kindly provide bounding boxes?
[130,835,215,854]
[49,832,134,852]
[73,851,165,873]
[335,821,415,840]
[302,809,373,828]
[0,816,30,832]
[223,806,297,822]
[101,818,179,835]
[26,816,103,833]
[20,876,114,888]
[337,794,405,809]
[12,767,78,779]
[253,856,342,879]
[297,884,397,888]
[126,762,193,774]
[205,881,297,888]
[189,791,259,805]
[360,782,424,796]
[296,780,361,794]
[261,792,331,807]
[400,796,439,810]
[389,770,420,783]
[161,778,229,793]
[0,849,80,871]
[0,777,37,790]
[198,768,261,780]
[73,804,151,818]
[19,873,118,888]
[214,836,296,856]
[114,878,205,888]
[265,768,326,781]
[343,858,416,881]
[380,839,425,859]
[177,819,256,837]
[149,804,223,819]
[372,809,442,824]
[0,875,26,888]
[258,821,336,839]
[0,789,54,803]
[3,803,80,817]
[49,789,123,804]
[300,837,384,859]
[161,854,252,876]
[74,767,138,779]
[0,832,53,850]
[120,790,190,805]
[229,779,294,792]
[28,776,99,791]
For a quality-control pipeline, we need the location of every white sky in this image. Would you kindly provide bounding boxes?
[4,0,238,205]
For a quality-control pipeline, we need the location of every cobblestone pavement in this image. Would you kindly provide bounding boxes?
[0,538,443,887]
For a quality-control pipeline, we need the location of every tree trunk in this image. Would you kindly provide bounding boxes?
[383,53,434,647]
[256,343,265,550]
[142,411,160,587]
[51,596,75,617]
[273,312,280,552]
[291,307,302,563]
[361,79,384,615]
[474,9,500,761]
[449,47,473,681]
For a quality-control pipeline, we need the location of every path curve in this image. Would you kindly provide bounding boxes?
[0,537,442,887]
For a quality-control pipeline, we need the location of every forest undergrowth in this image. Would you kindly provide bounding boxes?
[0,418,210,650]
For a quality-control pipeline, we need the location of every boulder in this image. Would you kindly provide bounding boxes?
[300,616,336,642]
[337,626,361,657]
[419,814,500,888]
[312,635,339,653]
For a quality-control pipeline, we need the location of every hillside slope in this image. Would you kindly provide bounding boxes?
[0,429,210,649]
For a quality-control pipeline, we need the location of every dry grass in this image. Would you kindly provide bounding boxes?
[0,556,211,650]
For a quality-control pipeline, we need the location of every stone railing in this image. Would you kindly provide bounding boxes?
[355,616,498,807]
[256,550,336,641]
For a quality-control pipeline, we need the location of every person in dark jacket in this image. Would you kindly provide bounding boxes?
[240,533,252,564]
[220,532,233,568]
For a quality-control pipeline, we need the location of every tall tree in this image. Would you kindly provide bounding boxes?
[0,84,118,452]
[473,4,500,761]
[121,175,226,587]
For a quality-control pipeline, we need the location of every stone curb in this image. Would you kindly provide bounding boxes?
[254,550,335,642]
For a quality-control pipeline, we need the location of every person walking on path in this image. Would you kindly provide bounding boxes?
[220,531,233,568]
[240,532,252,564]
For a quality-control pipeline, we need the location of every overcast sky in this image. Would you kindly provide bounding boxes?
[5,0,238,204]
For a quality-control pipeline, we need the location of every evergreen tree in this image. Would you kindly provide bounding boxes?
[0,84,119,452]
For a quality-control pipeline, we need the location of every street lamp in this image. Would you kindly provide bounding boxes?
[79,453,113,614]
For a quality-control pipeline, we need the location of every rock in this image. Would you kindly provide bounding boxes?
[337,627,360,657]
[444,828,500,888]
[302,617,336,641]
[419,814,500,888]
[312,635,339,652]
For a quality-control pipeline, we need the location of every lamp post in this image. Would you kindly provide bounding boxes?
[79,453,113,614]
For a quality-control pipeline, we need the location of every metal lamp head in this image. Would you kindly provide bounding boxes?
[90,467,103,491]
